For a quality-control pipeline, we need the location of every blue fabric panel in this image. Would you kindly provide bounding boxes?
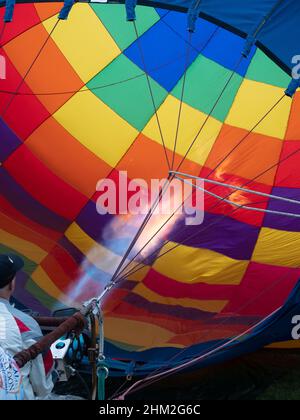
[258,0,300,73]
[161,12,217,50]
[201,28,256,76]
[124,15,220,91]
[124,19,200,91]
[112,0,299,74]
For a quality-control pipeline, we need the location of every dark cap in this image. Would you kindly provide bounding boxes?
[0,254,24,288]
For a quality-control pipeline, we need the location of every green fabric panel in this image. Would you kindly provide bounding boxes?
[246,49,290,88]
[172,55,243,122]
[88,54,168,131]
[90,4,160,51]
[25,278,64,312]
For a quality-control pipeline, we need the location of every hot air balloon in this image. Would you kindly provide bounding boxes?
[1,0,300,397]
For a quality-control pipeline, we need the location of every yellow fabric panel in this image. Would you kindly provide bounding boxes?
[31,266,76,308]
[226,79,291,139]
[104,316,175,349]
[252,228,300,268]
[143,95,222,165]
[125,265,151,282]
[266,341,300,349]
[65,222,133,275]
[42,3,120,82]
[153,242,249,285]
[135,282,228,312]
[54,89,138,167]
[0,228,47,264]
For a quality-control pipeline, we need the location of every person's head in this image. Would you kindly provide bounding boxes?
[0,255,24,300]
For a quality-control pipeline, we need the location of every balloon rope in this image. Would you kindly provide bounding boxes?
[170,30,192,170]
[0,19,60,117]
[176,175,300,219]
[114,91,288,282]
[0,22,7,47]
[118,228,299,394]
[174,54,244,173]
[132,20,171,170]
[206,94,286,182]
[115,304,284,400]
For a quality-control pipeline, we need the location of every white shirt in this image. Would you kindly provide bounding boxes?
[0,298,54,400]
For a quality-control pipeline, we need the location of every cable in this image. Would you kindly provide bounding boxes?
[206,94,286,181]
[114,89,289,281]
[133,20,171,170]
[176,175,300,218]
[174,54,245,173]
[1,19,60,117]
[0,22,6,47]
[171,30,193,170]
[73,369,91,400]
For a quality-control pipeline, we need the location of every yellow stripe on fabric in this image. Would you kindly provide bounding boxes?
[135,282,228,313]
[0,228,47,264]
[266,341,300,349]
[153,242,249,285]
[252,228,300,268]
[226,79,291,139]
[54,89,138,167]
[65,222,148,276]
[143,95,222,165]
[31,266,76,308]
[42,3,120,82]
[125,265,151,282]
[104,316,175,349]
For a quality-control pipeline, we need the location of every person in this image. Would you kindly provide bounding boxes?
[0,254,54,400]
[0,345,23,400]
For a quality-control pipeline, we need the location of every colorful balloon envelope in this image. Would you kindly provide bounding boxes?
[1,0,300,378]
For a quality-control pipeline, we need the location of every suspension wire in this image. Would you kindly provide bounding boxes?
[116,199,263,283]
[115,88,290,281]
[171,30,193,170]
[111,199,286,400]
[206,94,286,181]
[85,22,223,304]
[0,22,7,47]
[1,19,60,117]
[108,176,173,286]
[170,26,219,170]
[0,37,209,97]
[133,20,171,170]
[117,303,284,399]
[176,175,300,218]
[171,171,300,206]
[174,54,245,173]
[113,54,247,280]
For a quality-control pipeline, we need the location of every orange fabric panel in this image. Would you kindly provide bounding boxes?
[26,117,112,197]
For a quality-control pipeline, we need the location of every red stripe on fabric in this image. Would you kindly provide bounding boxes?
[14,317,31,333]
[4,146,89,220]
[43,350,54,376]
[0,195,61,241]
[143,269,237,300]
[0,5,41,46]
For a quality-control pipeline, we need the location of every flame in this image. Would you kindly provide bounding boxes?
[212,161,250,207]
[65,182,183,303]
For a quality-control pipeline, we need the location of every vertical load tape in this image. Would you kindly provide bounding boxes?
[187,0,202,33]
[59,0,75,20]
[285,78,300,98]
[125,0,137,21]
[4,0,16,22]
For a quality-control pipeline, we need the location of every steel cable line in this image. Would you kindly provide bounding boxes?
[0,19,60,117]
